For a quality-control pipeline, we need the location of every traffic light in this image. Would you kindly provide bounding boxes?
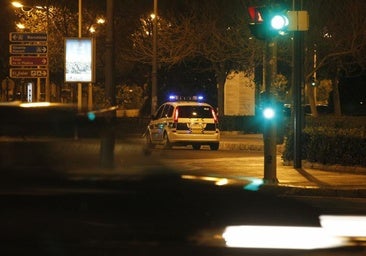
[248,6,289,40]
[248,6,267,40]
[263,106,276,119]
[270,13,289,31]
[259,91,282,121]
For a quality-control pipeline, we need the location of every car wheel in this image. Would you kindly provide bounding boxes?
[162,132,172,149]
[192,144,201,150]
[209,143,219,151]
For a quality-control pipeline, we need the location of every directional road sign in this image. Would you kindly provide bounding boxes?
[9,32,48,42]
[10,68,48,78]
[9,44,48,54]
[10,56,48,66]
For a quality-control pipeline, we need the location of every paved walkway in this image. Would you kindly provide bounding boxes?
[218,132,366,196]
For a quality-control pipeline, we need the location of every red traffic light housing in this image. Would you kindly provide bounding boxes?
[248,6,289,40]
[248,6,265,23]
[248,6,267,40]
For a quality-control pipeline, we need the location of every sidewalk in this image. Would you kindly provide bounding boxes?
[219,132,366,197]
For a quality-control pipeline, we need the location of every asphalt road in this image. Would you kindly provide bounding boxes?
[144,147,366,215]
[1,136,366,207]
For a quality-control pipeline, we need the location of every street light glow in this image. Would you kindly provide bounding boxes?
[97,18,105,24]
[12,1,23,8]
[89,26,96,33]
[16,23,25,29]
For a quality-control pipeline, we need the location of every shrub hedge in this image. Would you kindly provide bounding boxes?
[282,116,366,167]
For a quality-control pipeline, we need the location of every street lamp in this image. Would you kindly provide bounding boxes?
[151,0,158,115]
[88,17,106,34]
[87,17,105,110]
[15,22,25,29]
[12,1,43,11]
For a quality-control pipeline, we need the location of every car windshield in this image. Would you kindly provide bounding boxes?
[1,1,366,255]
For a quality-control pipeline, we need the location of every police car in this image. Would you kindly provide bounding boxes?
[145,96,220,150]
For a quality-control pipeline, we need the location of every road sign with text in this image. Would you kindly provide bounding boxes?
[9,32,48,42]
[9,44,48,54]
[10,56,48,66]
[10,68,48,78]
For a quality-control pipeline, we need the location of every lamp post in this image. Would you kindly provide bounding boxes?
[151,0,158,115]
[77,0,82,111]
[100,0,115,169]
[88,18,105,111]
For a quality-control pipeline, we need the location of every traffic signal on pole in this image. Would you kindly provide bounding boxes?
[248,6,289,40]
[259,91,278,121]
[248,6,267,40]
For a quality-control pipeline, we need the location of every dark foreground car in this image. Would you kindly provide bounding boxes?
[0,168,365,256]
[0,103,365,255]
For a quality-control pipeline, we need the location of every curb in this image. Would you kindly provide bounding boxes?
[260,184,366,198]
[303,161,366,175]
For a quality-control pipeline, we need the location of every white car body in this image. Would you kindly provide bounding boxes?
[145,101,220,150]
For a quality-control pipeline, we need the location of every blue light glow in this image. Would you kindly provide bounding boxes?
[243,178,264,191]
[169,95,178,101]
[87,112,96,121]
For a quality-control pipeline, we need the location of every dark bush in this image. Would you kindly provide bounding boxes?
[282,118,366,167]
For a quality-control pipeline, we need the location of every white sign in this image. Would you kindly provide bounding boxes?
[65,38,95,83]
[224,71,256,116]
[27,82,33,102]
[287,11,309,31]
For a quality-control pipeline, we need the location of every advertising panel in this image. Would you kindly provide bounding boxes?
[65,38,95,83]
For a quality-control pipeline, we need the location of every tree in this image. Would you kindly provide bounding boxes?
[0,3,15,79]
[304,0,366,116]
[123,0,264,116]
[191,0,262,116]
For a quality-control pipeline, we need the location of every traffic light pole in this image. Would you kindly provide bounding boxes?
[263,39,278,184]
[290,2,308,169]
[293,30,304,169]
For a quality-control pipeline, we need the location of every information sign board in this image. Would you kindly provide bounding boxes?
[10,68,48,78]
[10,56,48,66]
[9,32,48,42]
[9,44,48,54]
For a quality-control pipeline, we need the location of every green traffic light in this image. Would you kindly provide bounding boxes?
[263,107,275,119]
[270,14,289,30]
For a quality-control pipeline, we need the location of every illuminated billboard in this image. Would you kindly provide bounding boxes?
[65,38,95,83]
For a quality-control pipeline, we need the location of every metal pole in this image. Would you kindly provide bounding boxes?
[77,0,82,111]
[293,0,305,169]
[100,0,115,169]
[263,39,278,184]
[37,78,41,101]
[45,0,50,102]
[88,82,93,110]
[151,0,158,115]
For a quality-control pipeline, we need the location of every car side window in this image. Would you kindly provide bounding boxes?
[154,104,165,119]
[162,104,173,118]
